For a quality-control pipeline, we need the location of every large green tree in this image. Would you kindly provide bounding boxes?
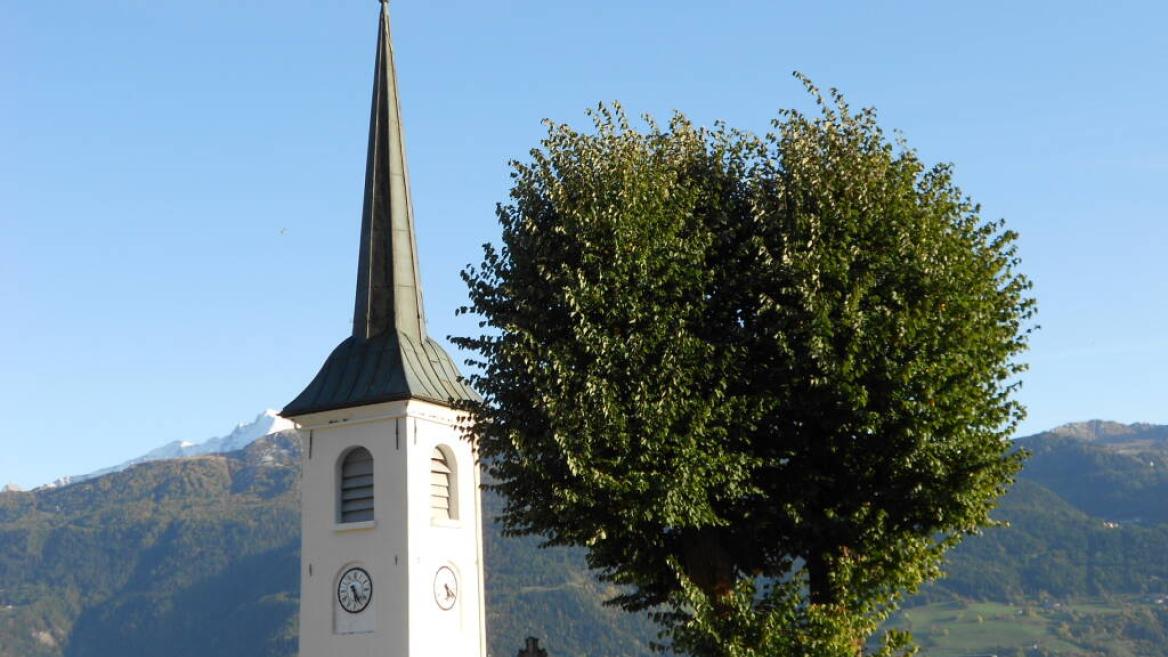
[455,78,1035,657]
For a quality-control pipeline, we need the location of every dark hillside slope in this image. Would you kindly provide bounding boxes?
[0,435,301,657]
[1016,423,1168,524]
[940,479,1168,601]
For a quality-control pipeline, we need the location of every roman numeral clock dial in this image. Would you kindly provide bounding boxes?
[337,567,373,614]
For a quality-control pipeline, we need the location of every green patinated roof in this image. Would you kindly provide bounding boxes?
[283,332,476,415]
[282,2,477,417]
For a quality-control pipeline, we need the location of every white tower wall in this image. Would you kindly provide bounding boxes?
[295,400,486,657]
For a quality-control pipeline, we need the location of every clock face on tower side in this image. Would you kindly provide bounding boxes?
[433,566,458,610]
[337,567,373,614]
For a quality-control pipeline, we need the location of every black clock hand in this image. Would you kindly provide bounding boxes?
[350,583,361,602]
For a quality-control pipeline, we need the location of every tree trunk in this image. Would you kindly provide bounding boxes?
[807,549,833,606]
[808,548,865,657]
[681,530,735,602]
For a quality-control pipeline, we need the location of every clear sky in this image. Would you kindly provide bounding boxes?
[2,1,1166,489]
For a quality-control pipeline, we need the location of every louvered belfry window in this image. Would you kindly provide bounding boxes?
[340,447,375,523]
[430,447,455,520]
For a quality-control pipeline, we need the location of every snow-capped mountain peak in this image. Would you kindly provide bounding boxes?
[39,410,296,490]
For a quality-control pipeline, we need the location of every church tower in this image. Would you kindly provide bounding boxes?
[281,3,487,656]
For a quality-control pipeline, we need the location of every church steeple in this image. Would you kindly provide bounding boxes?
[354,0,425,341]
[284,8,488,657]
[282,2,478,417]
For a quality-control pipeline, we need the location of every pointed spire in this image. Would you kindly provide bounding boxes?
[281,3,479,418]
[353,0,426,341]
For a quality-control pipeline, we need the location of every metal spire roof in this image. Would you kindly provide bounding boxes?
[354,0,424,343]
[282,2,478,417]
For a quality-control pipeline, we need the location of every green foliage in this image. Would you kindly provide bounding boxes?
[661,573,916,657]
[455,76,1035,655]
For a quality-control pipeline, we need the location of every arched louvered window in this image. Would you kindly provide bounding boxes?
[339,447,374,523]
[430,446,456,521]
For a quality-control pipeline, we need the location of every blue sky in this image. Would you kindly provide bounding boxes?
[2,1,1166,489]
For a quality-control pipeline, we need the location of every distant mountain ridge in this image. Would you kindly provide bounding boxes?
[32,414,1163,493]
[36,411,294,490]
[1015,420,1168,526]
[1044,419,1168,446]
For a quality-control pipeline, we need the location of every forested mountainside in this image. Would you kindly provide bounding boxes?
[895,423,1168,657]
[1,422,1166,657]
[1013,422,1168,525]
[0,435,301,657]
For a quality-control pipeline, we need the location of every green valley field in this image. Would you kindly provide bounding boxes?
[890,598,1168,657]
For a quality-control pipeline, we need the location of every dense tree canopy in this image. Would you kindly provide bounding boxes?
[455,78,1035,656]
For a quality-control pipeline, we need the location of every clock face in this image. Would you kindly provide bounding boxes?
[337,567,373,614]
[433,566,458,611]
